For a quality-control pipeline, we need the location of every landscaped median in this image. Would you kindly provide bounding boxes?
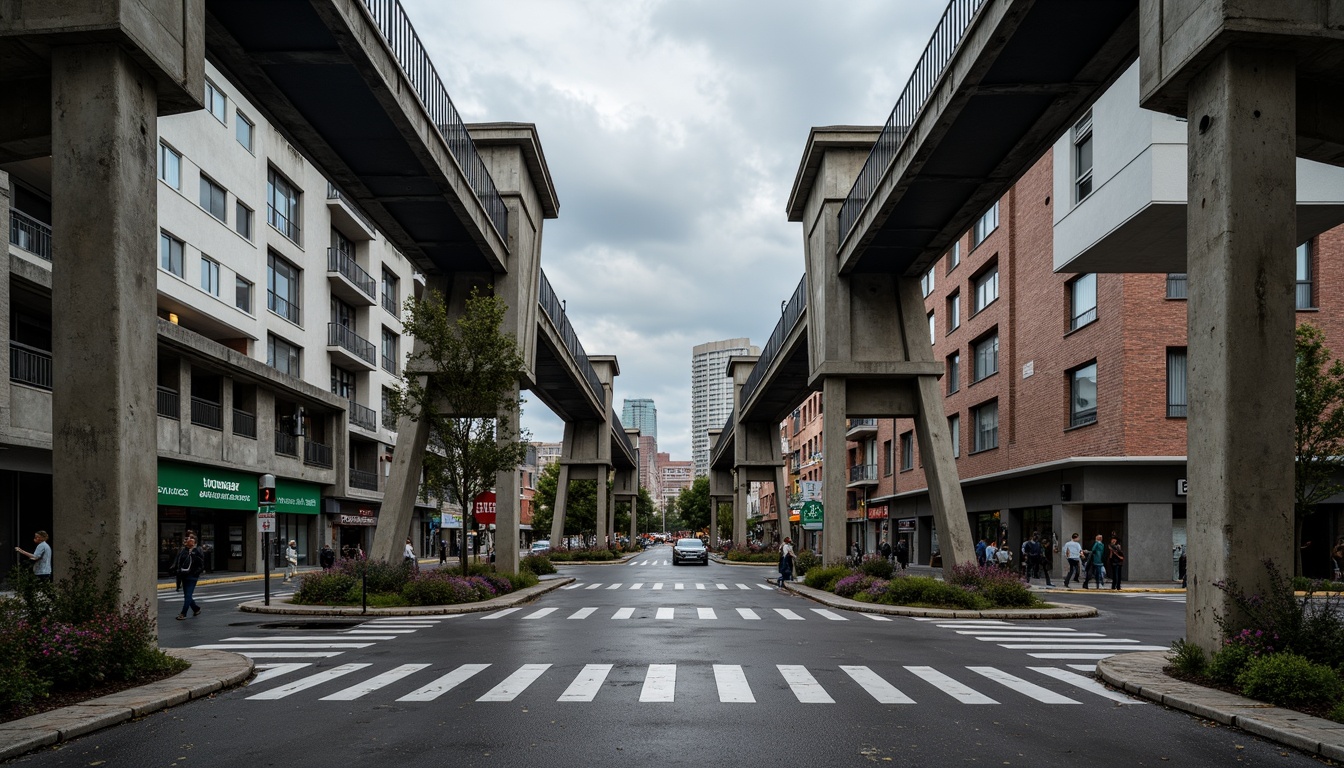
[240,575,575,615]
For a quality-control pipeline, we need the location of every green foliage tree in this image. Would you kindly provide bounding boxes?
[530,460,597,545]
[716,502,734,544]
[393,287,530,572]
[676,475,711,533]
[1295,322,1344,574]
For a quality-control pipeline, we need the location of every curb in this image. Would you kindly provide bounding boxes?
[777,577,1099,619]
[237,576,575,616]
[0,648,254,761]
[1097,651,1344,761]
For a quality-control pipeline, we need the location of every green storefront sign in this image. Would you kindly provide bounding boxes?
[275,480,321,515]
[157,463,256,510]
[800,500,824,531]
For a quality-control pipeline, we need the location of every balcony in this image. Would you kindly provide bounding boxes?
[348,400,377,432]
[847,463,878,487]
[327,248,377,305]
[268,291,301,326]
[275,430,298,457]
[349,467,379,491]
[845,418,878,439]
[327,323,377,370]
[325,183,378,239]
[10,342,52,390]
[190,397,223,430]
[10,210,51,261]
[156,386,180,419]
[233,409,257,439]
[304,439,333,468]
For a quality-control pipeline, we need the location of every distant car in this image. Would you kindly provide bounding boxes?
[671,537,708,566]
[529,540,550,555]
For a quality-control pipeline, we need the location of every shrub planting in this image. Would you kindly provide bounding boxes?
[858,556,895,580]
[803,565,851,592]
[1235,652,1344,709]
[520,554,556,575]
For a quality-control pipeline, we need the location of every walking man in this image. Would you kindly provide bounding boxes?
[975,538,988,567]
[1024,533,1042,581]
[1062,533,1082,588]
[895,539,909,571]
[778,537,795,588]
[1083,534,1106,589]
[283,539,298,582]
[14,530,52,582]
[176,533,204,620]
[985,540,999,568]
[1108,536,1126,590]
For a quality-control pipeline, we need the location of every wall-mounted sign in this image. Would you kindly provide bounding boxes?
[1022,360,1035,379]
[1176,478,1188,497]
[800,500,823,531]
[866,504,888,520]
[897,518,916,533]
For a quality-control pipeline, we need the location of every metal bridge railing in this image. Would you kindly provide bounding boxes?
[739,275,807,407]
[359,0,508,240]
[838,0,987,244]
[614,417,636,458]
[538,270,604,404]
[711,413,735,460]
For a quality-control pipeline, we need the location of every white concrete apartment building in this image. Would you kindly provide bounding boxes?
[1,61,440,576]
[691,338,756,478]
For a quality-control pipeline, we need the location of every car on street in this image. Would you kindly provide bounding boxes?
[529,540,550,555]
[671,537,708,566]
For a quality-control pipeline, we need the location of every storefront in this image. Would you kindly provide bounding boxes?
[327,499,379,559]
[156,461,257,575]
[866,503,888,554]
[269,480,322,567]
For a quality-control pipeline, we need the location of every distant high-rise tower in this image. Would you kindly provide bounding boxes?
[621,398,657,439]
[691,338,758,477]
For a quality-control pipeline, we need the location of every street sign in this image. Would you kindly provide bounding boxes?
[800,500,823,531]
[258,511,276,533]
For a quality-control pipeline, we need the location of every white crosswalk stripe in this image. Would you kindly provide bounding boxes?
[320,664,430,701]
[736,584,751,590]
[841,666,914,704]
[779,665,833,703]
[561,583,582,589]
[698,608,717,620]
[653,583,664,590]
[606,583,622,589]
[397,664,490,702]
[715,665,754,702]
[560,664,613,702]
[613,607,635,619]
[523,608,558,620]
[675,583,685,590]
[862,614,892,622]
[478,664,550,702]
[696,584,706,590]
[1029,667,1143,704]
[656,607,674,620]
[641,664,676,702]
[968,666,1079,704]
[810,609,848,621]
[568,607,597,620]
[774,608,804,620]
[585,583,602,590]
[632,583,644,590]
[756,584,774,590]
[933,620,1164,660]
[251,663,311,685]
[736,608,760,620]
[716,584,728,590]
[905,666,997,704]
[481,608,522,620]
[247,663,370,700]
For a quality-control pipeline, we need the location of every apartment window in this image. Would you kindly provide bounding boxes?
[381,268,400,315]
[200,256,220,296]
[267,334,301,377]
[1073,111,1094,202]
[1069,361,1098,428]
[1069,273,1097,330]
[381,327,398,374]
[947,292,960,331]
[972,263,999,313]
[331,365,356,400]
[920,267,935,298]
[236,112,254,152]
[972,332,999,382]
[235,276,253,314]
[900,431,914,471]
[947,352,960,395]
[200,175,227,222]
[1167,348,1187,418]
[972,401,998,452]
[928,311,936,346]
[267,251,301,325]
[883,439,893,476]
[235,202,253,239]
[948,414,961,458]
[948,241,961,272]
[1166,273,1188,300]
[159,231,184,278]
[1297,241,1313,309]
[158,143,181,188]
[267,168,301,243]
[204,80,227,124]
[971,201,999,248]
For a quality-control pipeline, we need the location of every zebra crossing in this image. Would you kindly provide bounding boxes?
[192,616,454,677]
[916,618,1168,662]
[477,605,894,623]
[239,660,1143,706]
[627,560,672,566]
[157,588,295,606]
[561,581,776,591]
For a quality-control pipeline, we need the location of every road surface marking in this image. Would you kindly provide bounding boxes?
[715,665,755,703]
[250,663,311,685]
[778,665,833,703]
[321,664,430,701]
[613,608,635,619]
[698,608,717,620]
[397,664,491,701]
[1029,667,1143,704]
[477,664,551,702]
[841,666,914,703]
[568,607,597,620]
[904,666,996,704]
[968,667,1079,704]
[559,664,613,702]
[656,607,675,619]
[736,608,760,620]
[523,608,558,620]
[640,664,676,702]
[774,608,804,620]
[481,608,522,620]
[247,663,369,700]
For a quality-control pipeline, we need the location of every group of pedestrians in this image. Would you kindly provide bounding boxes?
[877,539,910,570]
[1061,532,1125,589]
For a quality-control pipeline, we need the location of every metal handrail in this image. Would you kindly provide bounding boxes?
[349,400,377,431]
[268,291,301,325]
[190,396,223,430]
[614,420,636,458]
[740,275,807,406]
[156,386,180,419]
[305,439,334,468]
[359,0,508,239]
[275,430,298,457]
[327,248,377,300]
[537,269,604,403]
[711,413,735,457]
[326,183,379,234]
[349,467,379,491]
[9,341,52,390]
[233,408,257,438]
[839,0,988,243]
[328,323,376,366]
[10,210,52,261]
[849,463,878,483]
[382,291,399,317]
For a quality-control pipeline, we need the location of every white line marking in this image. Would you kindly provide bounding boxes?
[247,663,369,699]
[236,651,343,659]
[675,583,685,590]
[561,584,582,589]
[841,666,913,703]
[397,664,490,701]
[1067,664,1098,672]
[653,583,664,590]
[715,665,755,703]
[716,584,728,590]
[1028,653,1118,660]
[250,663,311,685]
[862,614,893,622]
[222,636,396,642]
[1001,644,1168,651]
[811,609,848,621]
[606,583,622,590]
[1029,667,1144,704]
[656,607,674,620]
[631,583,644,590]
[736,608,760,620]
[585,583,602,590]
[481,608,522,620]
[696,584,706,590]
[905,666,997,704]
[613,608,635,620]
[344,630,418,635]
[968,666,1079,704]
[568,607,597,620]
[774,608,804,621]
[756,584,774,590]
[321,664,430,701]
[641,664,676,702]
[194,643,372,650]
[778,665,833,703]
[698,608,717,620]
[478,664,551,702]
[559,664,613,702]
[736,584,751,590]
[522,608,558,620]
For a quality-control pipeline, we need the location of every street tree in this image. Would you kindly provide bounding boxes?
[613,486,658,541]
[531,460,597,546]
[392,287,530,573]
[1295,322,1344,574]
[676,475,711,533]
[716,502,733,544]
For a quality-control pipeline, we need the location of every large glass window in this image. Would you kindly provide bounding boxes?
[267,168,301,243]
[973,333,999,382]
[972,401,998,452]
[1073,111,1093,202]
[200,256,220,296]
[927,311,936,346]
[200,175,227,222]
[971,201,999,248]
[236,112,254,152]
[883,439,893,476]
[948,414,960,458]
[947,352,960,395]
[158,143,180,189]
[947,292,960,331]
[973,264,999,313]
[381,327,398,374]
[235,201,253,239]
[204,80,227,124]
[267,334,301,377]
[900,431,914,471]
[920,267,935,297]
[948,240,960,272]
[331,365,356,400]
[1069,273,1097,330]
[159,231,184,277]
[267,251,301,324]
[235,276,253,314]
[1167,348,1187,418]
[1297,241,1313,309]
[381,268,400,316]
[1070,361,1098,427]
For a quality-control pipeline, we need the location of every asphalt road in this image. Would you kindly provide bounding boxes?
[5,550,1323,767]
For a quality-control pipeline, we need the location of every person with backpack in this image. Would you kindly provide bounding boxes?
[777,537,795,588]
[175,533,204,620]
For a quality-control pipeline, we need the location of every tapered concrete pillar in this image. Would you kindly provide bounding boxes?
[822,377,847,565]
[1185,47,1296,652]
[494,393,521,573]
[776,466,791,545]
[50,44,159,611]
[595,469,609,547]
[551,463,570,546]
[733,479,749,547]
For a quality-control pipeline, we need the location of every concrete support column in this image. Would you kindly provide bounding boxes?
[50,44,158,612]
[551,464,570,547]
[1053,504,1084,575]
[775,466,791,545]
[374,401,433,563]
[1185,47,1297,652]
[822,377,847,566]
[733,478,749,547]
[629,494,638,545]
[595,468,609,547]
[494,393,521,573]
[1127,503,1174,582]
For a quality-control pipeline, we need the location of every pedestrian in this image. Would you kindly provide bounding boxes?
[1083,534,1106,589]
[1062,533,1082,588]
[175,533,204,620]
[1024,533,1042,581]
[895,539,909,571]
[975,538,988,567]
[403,537,417,571]
[319,542,335,570]
[439,538,448,564]
[1038,535,1055,587]
[14,530,52,582]
[173,529,194,592]
[985,540,998,568]
[995,544,1011,569]
[1179,546,1187,588]
[1108,537,1125,590]
[879,539,892,563]
[283,539,298,582]
[778,537,795,588]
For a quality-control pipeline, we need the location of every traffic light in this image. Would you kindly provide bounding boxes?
[259,474,276,506]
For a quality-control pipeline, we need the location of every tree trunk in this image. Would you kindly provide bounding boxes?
[460,511,472,574]
[1295,512,1304,577]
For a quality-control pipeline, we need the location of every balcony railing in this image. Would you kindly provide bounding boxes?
[10,341,52,390]
[190,397,223,430]
[157,386,180,419]
[381,353,397,375]
[349,467,379,491]
[381,408,397,431]
[849,464,878,484]
[538,269,604,403]
[233,409,257,438]
[275,430,298,457]
[267,204,301,244]
[382,291,399,317]
[328,323,376,366]
[846,418,878,436]
[839,0,988,243]
[359,0,508,239]
[327,248,378,300]
[305,439,334,468]
[326,183,379,233]
[268,290,301,325]
[349,400,377,431]
[741,275,807,406]
[10,209,52,261]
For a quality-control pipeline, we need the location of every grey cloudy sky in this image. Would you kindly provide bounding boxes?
[403,0,946,460]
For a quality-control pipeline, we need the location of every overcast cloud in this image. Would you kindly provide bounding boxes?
[403,0,946,460]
